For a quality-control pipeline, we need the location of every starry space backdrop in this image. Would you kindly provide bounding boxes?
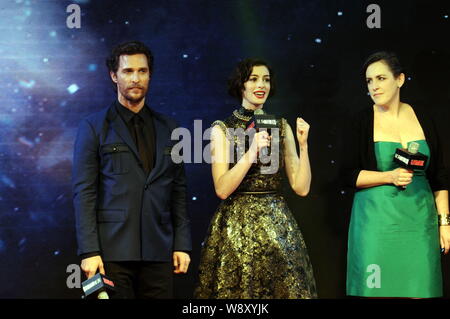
[0,0,449,298]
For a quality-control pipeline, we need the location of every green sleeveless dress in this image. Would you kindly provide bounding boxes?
[347,140,442,298]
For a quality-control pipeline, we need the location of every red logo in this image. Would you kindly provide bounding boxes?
[411,160,425,167]
[103,278,115,287]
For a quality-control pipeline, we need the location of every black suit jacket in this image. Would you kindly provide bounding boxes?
[72,102,192,261]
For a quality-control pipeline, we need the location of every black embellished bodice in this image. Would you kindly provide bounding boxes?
[212,107,286,193]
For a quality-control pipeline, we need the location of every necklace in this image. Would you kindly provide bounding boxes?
[233,110,251,121]
[233,106,264,122]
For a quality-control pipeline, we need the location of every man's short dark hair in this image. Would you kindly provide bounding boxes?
[106,41,154,74]
[362,51,404,78]
[228,58,276,101]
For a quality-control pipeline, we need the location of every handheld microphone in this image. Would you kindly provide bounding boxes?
[392,141,428,190]
[81,273,115,299]
[247,109,278,157]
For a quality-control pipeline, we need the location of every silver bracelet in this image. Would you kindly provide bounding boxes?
[438,214,450,226]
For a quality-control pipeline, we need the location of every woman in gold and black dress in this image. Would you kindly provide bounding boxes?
[195,58,317,298]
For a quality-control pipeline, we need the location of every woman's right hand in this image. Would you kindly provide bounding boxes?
[390,168,414,187]
[249,131,271,160]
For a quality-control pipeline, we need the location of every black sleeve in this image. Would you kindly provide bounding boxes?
[79,252,101,260]
[168,119,192,253]
[72,119,101,256]
[428,117,449,192]
[341,112,364,189]
[170,161,192,252]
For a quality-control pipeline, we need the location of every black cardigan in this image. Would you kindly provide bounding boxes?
[342,105,448,192]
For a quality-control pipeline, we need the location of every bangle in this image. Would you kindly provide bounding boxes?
[438,214,450,226]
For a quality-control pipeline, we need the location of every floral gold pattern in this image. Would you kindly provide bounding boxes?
[195,108,317,299]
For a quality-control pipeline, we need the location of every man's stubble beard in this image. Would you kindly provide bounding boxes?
[122,86,148,104]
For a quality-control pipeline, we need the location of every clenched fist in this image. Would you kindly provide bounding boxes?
[296,117,310,146]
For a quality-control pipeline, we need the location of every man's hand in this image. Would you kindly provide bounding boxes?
[173,251,190,274]
[81,255,105,279]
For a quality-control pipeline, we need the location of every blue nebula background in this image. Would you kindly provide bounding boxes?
[0,0,449,298]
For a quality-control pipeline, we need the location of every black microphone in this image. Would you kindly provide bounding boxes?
[247,109,278,157]
[81,273,115,299]
[392,141,428,190]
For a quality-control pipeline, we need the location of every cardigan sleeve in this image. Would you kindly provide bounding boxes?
[341,110,365,189]
[427,116,449,192]
[413,105,449,192]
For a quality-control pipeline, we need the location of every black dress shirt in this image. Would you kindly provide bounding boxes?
[115,100,156,174]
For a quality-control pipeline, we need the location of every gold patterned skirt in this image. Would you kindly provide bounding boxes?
[195,192,317,299]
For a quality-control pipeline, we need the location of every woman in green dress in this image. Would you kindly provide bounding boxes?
[344,52,450,298]
[195,58,317,298]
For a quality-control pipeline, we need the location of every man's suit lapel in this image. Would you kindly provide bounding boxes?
[107,104,141,163]
[146,114,166,184]
[107,103,171,183]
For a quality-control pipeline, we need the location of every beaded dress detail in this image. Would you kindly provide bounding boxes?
[195,107,317,299]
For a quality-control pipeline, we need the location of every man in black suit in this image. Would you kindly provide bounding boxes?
[72,41,191,298]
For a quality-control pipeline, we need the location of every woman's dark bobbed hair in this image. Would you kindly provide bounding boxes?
[227,58,276,101]
[362,51,404,78]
